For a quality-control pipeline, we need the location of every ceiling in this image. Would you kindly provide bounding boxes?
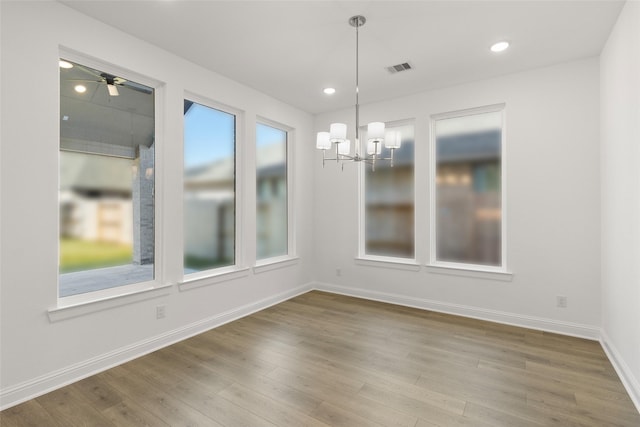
[60,60,155,155]
[59,1,624,115]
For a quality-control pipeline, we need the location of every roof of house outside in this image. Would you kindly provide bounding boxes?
[437,129,501,163]
[186,142,287,185]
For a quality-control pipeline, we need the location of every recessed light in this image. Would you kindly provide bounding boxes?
[74,85,87,93]
[490,41,510,53]
[62,115,69,121]
[323,87,336,95]
[59,60,73,69]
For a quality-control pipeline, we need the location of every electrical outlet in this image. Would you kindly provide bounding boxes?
[156,305,166,319]
[556,296,567,308]
[336,268,342,277]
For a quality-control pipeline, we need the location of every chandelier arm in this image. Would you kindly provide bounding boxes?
[363,155,394,161]
[323,155,357,162]
[323,155,395,165]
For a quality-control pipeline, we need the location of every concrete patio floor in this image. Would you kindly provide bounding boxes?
[59,264,154,297]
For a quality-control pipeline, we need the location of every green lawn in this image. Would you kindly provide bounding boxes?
[60,238,132,273]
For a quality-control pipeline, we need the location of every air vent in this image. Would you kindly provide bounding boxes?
[386,62,413,74]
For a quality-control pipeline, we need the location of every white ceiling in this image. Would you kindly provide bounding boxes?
[60,0,624,115]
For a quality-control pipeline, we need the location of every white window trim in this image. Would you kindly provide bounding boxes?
[355,256,421,272]
[426,263,513,281]
[182,92,246,284]
[179,266,251,291]
[428,103,509,274]
[358,118,417,263]
[49,283,172,322]
[255,117,296,266]
[56,47,166,311]
[253,256,300,274]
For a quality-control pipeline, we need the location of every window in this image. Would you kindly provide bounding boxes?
[362,122,415,259]
[431,104,505,270]
[183,100,236,274]
[59,59,155,297]
[256,123,288,260]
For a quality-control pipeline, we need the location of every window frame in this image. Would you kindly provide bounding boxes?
[181,92,245,285]
[357,118,417,265]
[428,103,508,274]
[254,117,296,267]
[56,48,164,309]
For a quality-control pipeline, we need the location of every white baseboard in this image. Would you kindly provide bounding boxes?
[0,282,313,411]
[600,329,640,413]
[313,282,600,340]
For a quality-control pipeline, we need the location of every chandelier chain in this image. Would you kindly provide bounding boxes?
[355,16,360,151]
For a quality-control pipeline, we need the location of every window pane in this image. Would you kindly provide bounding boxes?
[256,123,287,260]
[59,59,155,297]
[364,123,415,258]
[435,110,502,266]
[183,100,236,274]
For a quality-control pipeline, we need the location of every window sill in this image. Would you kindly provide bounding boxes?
[180,266,250,291]
[48,283,173,322]
[355,257,422,272]
[253,256,300,274]
[426,263,513,281]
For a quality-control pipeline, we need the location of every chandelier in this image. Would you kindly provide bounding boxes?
[316,15,402,171]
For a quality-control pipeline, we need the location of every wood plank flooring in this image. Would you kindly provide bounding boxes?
[2,291,639,426]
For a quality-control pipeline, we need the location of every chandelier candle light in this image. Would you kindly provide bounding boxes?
[316,15,401,171]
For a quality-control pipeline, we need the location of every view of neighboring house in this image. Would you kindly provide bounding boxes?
[183,141,287,269]
[364,133,415,258]
[183,155,236,269]
[256,141,288,259]
[436,128,502,266]
[59,151,134,247]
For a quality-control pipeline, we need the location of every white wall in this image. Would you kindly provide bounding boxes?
[314,57,602,338]
[0,1,314,408]
[600,0,640,409]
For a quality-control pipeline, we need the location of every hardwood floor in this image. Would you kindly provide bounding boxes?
[2,291,639,426]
